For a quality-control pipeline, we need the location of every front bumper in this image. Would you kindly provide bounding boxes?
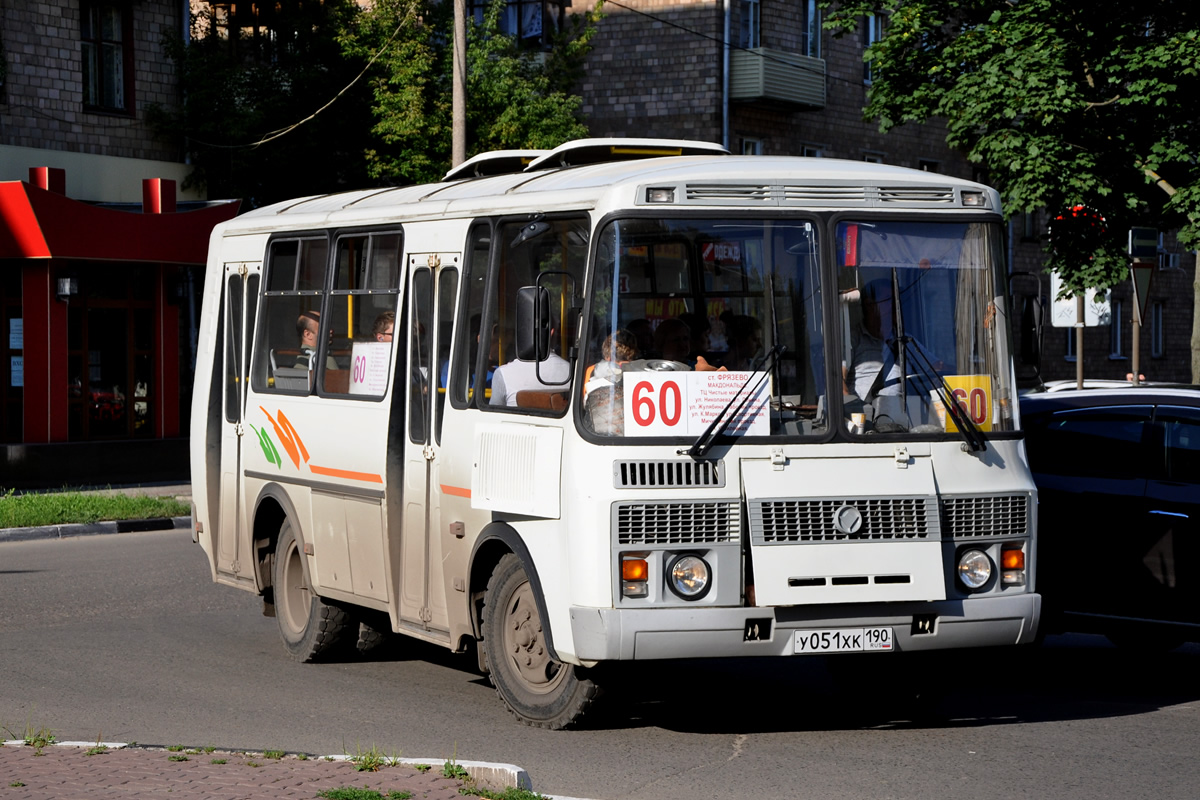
[567,593,1040,662]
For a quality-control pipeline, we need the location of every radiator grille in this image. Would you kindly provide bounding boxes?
[750,498,932,543]
[616,502,740,545]
[941,494,1029,538]
[614,459,725,488]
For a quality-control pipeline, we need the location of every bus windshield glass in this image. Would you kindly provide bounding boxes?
[837,220,1014,438]
[582,217,827,439]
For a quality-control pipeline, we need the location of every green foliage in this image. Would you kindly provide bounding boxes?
[148,0,375,208]
[167,754,189,762]
[318,788,413,800]
[819,0,1200,294]
[442,761,470,781]
[460,786,547,800]
[0,489,189,529]
[343,0,602,184]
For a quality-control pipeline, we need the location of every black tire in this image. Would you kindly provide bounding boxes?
[481,554,600,729]
[272,519,353,662]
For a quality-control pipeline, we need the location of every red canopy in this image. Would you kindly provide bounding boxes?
[0,180,240,264]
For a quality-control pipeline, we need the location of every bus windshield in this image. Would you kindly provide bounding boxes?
[837,220,1015,439]
[582,216,827,439]
[580,216,1013,442]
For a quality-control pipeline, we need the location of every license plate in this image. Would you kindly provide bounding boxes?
[793,627,893,654]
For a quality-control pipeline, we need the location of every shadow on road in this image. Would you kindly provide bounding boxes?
[572,634,1200,734]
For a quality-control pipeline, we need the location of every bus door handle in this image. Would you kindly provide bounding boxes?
[423,444,435,461]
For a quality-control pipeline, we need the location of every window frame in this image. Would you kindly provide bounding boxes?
[80,0,135,114]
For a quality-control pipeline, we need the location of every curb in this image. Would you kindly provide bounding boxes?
[1,741,531,793]
[0,515,191,543]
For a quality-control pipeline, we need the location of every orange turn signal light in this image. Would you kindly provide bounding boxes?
[1001,549,1025,570]
[622,558,649,582]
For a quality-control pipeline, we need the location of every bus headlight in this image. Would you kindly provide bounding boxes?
[666,554,711,600]
[957,549,992,590]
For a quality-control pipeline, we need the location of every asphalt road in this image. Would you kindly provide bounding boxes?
[2,528,1199,800]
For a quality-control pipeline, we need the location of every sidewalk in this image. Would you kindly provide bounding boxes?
[0,741,532,799]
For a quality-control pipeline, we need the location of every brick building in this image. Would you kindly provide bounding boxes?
[574,0,1197,387]
[0,0,239,488]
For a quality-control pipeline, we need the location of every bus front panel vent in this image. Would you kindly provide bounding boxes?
[614,459,726,489]
[749,497,936,544]
[614,501,741,545]
[940,494,1029,539]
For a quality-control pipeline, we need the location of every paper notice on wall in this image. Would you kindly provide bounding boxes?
[348,341,392,396]
[623,371,770,437]
[11,356,23,388]
[9,319,22,350]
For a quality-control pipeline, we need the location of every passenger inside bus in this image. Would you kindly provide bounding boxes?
[490,316,570,407]
[295,310,338,370]
[373,311,394,342]
[583,329,637,402]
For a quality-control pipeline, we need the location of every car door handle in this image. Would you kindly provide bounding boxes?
[1149,510,1189,519]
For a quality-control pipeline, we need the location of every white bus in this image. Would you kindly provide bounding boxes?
[191,138,1039,728]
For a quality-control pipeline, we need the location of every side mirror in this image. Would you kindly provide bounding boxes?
[515,286,550,362]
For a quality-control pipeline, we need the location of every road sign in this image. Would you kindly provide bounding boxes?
[1130,260,1154,324]
[1050,270,1110,328]
[1128,227,1158,259]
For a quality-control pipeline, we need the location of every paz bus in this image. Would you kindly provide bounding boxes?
[190,138,1039,728]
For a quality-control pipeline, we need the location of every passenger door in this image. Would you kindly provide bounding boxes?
[217,263,261,580]
[399,254,459,632]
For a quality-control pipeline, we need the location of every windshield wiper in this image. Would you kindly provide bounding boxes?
[683,344,786,458]
[893,336,987,452]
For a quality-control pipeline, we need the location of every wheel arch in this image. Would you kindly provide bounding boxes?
[468,522,559,662]
[251,482,303,601]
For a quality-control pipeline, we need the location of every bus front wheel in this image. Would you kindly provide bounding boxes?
[273,520,352,662]
[482,554,600,729]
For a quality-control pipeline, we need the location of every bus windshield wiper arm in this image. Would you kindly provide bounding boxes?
[683,344,785,458]
[894,336,987,452]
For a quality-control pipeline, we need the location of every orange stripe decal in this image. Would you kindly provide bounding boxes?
[309,464,384,483]
[440,484,472,498]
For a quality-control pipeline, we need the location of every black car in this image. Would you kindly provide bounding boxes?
[1021,385,1200,650]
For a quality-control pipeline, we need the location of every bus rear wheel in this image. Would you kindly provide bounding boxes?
[482,554,600,729]
[273,520,352,662]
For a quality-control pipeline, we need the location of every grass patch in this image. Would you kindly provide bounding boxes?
[85,745,108,757]
[211,758,227,765]
[459,787,546,800]
[0,488,189,529]
[317,788,413,800]
[167,755,188,762]
[2,719,56,755]
[9,781,25,788]
[347,744,401,772]
[166,745,185,752]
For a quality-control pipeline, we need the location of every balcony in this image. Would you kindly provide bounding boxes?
[730,48,826,110]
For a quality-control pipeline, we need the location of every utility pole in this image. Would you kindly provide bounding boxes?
[452,0,467,167]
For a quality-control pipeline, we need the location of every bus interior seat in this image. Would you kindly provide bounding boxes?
[270,349,313,391]
[515,390,568,412]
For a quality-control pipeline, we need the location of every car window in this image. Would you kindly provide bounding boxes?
[1156,405,1200,485]
[1026,404,1153,480]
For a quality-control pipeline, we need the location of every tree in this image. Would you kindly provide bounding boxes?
[342,0,603,186]
[149,1,375,208]
[819,1,1200,375]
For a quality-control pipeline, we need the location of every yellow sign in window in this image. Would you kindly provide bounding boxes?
[937,375,993,432]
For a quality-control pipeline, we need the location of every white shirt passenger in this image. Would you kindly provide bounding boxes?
[490,352,571,407]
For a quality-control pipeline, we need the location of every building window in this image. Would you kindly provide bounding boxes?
[81,1,133,112]
[467,0,565,48]
[1151,302,1164,358]
[864,13,884,83]
[1109,299,1124,358]
[1065,328,1076,361]
[801,144,824,158]
[803,0,821,58]
[918,159,939,173]
[739,0,761,49]
[862,151,885,163]
[1021,212,1038,242]
[740,138,762,155]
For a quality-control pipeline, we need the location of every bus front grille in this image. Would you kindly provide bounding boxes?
[613,459,725,488]
[615,502,740,545]
[749,498,934,543]
[940,494,1029,538]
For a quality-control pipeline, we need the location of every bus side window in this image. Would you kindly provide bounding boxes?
[453,223,492,408]
[253,237,330,393]
[482,215,588,412]
[323,232,402,398]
